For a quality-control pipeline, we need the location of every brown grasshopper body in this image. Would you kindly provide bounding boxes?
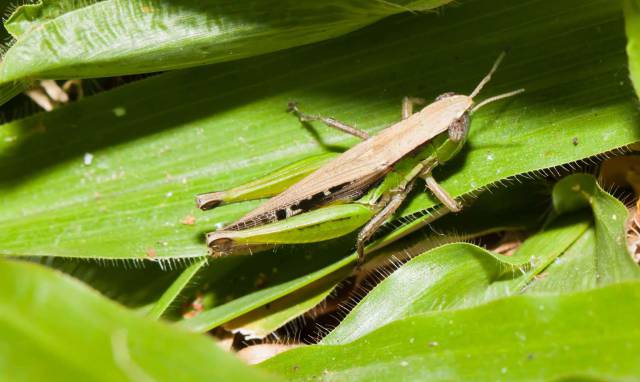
[197,53,523,263]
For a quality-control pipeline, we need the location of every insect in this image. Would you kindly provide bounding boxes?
[197,53,524,265]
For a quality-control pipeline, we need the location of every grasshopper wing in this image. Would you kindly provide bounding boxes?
[225,95,472,230]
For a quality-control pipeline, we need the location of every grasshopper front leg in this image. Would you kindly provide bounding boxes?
[421,173,462,212]
[354,154,435,264]
[356,180,416,265]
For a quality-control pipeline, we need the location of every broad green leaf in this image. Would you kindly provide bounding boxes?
[323,174,640,344]
[497,211,590,292]
[0,0,636,261]
[527,174,640,291]
[526,228,598,292]
[262,282,640,381]
[0,259,277,381]
[625,0,640,97]
[0,0,451,83]
[551,174,640,282]
[322,213,588,345]
[321,243,515,345]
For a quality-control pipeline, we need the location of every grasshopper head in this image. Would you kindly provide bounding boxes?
[447,112,470,142]
[435,92,470,143]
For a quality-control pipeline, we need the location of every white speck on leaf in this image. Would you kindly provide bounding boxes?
[83,153,93,166]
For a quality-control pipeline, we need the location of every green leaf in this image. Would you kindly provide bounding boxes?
[174,240,357,332]
[0,81,29,108]
[146,257,208,319]
[323,174,640,344]
[0,0,29,108]
[261,282,640,381]
[0,0,450,83]
[526,228,599,292]
[4,0,101,38]
[322,212,588,345]
[223,271,343,338]
[528,174,640,291]
[551,174,640,282]
[624,0,640,97]
[0,259,278,381]
[321,243,515,345]
[0,0,636,261]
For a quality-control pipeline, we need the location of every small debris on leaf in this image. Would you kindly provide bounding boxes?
[181,214,196,225]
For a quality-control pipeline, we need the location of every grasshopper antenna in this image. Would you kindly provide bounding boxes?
[469,52,524,113]
[470,52,506,99]
[471,88,525,113]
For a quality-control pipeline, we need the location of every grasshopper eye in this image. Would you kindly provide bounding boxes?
[447,112,470,142]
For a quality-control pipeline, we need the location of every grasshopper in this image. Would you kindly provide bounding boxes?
[197,53,523,264]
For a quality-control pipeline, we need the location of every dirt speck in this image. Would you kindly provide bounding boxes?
[182,294,204,319]
[181,214,196,225]
[146,247,157,258]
